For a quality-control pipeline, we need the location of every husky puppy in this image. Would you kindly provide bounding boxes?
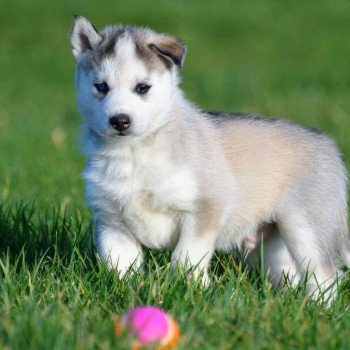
[70,16,349,300]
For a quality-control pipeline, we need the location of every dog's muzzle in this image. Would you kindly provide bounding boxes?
[109,114,131,132]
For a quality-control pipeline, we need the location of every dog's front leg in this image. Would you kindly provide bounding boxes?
[94,217,143,277]
[171,213,219,284]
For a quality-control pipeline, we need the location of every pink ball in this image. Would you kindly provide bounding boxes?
[115,306,180,349]
[124,306,169,344]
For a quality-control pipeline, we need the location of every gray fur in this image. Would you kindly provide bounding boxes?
[70,16,349,304]
[71,17,185,71]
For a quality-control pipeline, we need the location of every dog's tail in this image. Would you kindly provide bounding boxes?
[339,201,350,269]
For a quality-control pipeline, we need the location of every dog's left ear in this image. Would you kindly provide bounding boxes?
[149,36,187,68]
[70,15,102,60]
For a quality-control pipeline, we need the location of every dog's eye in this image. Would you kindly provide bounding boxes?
[135,83,151,95]
[94,82,109,95]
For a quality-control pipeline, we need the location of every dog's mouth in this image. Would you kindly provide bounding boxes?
[117,132,127,136]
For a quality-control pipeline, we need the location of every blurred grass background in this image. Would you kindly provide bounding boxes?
[0,0,349,210]
[1,1,350,349]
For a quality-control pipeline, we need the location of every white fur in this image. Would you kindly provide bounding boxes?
[71,18,349,302]
[171,214,218,284]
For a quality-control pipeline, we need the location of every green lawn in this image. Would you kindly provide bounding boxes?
[1,0,350,348]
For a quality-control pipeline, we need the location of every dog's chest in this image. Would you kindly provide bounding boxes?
[85,149,197,248]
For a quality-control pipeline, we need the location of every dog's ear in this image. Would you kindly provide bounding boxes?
[149,36,187,68]
[70,15,102,60]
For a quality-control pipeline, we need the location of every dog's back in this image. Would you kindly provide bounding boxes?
[206,112,348,245]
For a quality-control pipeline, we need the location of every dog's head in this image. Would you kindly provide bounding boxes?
[70,16,186,140]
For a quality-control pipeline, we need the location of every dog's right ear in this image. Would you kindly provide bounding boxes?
[149,37,187,68]
[70,15,102,60]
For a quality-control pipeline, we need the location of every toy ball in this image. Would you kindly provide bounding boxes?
[115,306,180,349]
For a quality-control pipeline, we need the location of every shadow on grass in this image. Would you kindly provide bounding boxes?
[0,200,95,266]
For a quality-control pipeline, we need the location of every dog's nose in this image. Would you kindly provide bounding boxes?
[109,114,131,131]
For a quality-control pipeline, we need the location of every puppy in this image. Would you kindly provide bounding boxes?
[70,16,349,301]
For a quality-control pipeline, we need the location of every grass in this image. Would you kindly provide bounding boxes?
[0,0,350,348]
[1,203,350,349]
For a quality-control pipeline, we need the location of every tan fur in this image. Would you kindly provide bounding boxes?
[70,16,349,303]
[222,121,307,224]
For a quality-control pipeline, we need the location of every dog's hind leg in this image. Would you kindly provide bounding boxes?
[277,209,339,303]
[260,231,300,287]
[246,225,300,287]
